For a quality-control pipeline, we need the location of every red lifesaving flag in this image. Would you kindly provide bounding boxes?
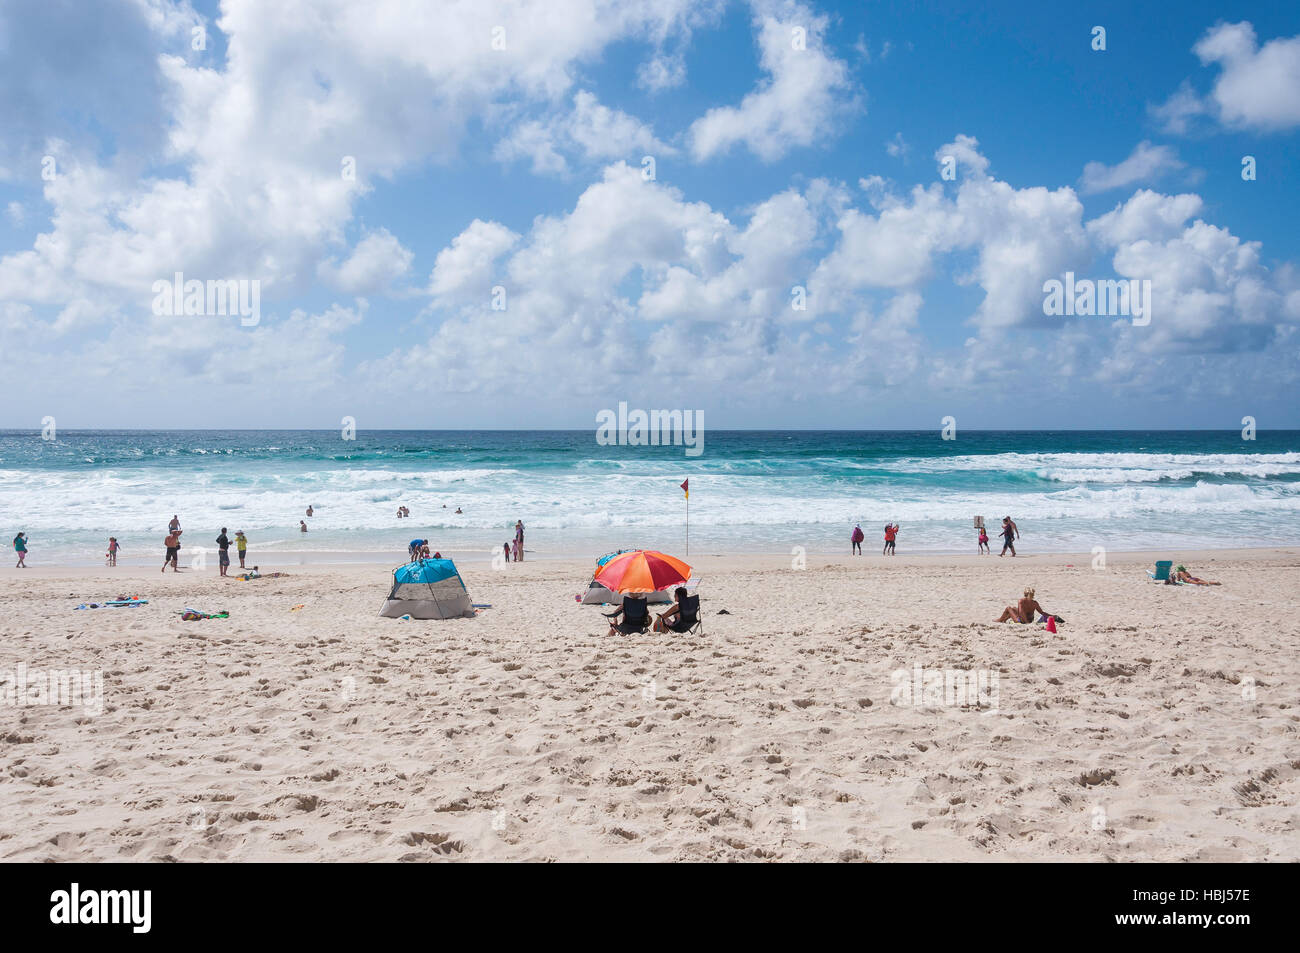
[680,479,689,500]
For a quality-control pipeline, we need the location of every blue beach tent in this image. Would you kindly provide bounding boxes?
[379,557,474,619]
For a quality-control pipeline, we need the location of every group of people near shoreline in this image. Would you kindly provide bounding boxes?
[852,517,1020,556]
[850,522,901,555]
[408,519,525,564]
[159,515,250,575]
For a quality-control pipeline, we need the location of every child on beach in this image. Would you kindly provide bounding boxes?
[107,537,120,566]
[978,526,989,554]
[14,532,28,568]
[512,538,521,562]
[503,542,511,564]
[235,531,247,568]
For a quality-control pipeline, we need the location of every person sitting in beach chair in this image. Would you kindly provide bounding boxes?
[605,595,650,636]
[1169,565,1221,586]
[653,587,702,634]
[995,587,1056,624]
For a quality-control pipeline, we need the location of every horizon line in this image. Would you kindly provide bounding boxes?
[2,427,1296,434]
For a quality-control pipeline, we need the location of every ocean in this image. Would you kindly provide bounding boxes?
[2,429,1299,565]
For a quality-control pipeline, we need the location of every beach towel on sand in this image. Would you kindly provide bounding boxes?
[181,608,229,621]
[75,598,148,609]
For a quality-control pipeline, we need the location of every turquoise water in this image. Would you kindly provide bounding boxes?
[2,430,1298,565]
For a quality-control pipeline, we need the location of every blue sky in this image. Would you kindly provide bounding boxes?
[1,0,1298,429]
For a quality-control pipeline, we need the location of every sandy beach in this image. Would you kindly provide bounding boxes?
[1,547,1296,862]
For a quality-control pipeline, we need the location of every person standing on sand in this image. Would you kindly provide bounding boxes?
[235,531,247,568]
[999,516,1018,557]
[503,541,511,565]
[515,520,524,561]
[883,523,898,555]
[216,527,231,577]
[162,531,180,572]
[14,532,28,568]
[851,524,864,555]
[107,537,120,566]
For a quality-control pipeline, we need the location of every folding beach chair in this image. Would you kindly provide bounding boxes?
[668,593,703,635]
[1147,560,1173,582]
[604,596,650,635]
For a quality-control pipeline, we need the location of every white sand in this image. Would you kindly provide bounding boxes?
[1,548,1297,861]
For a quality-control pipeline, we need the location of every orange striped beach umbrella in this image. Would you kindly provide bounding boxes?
[593,549,692,594]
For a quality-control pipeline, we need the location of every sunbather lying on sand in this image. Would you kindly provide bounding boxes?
[1170,565,1220,585]
[996,587,1053,624]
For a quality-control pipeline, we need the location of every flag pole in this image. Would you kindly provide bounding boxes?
[680,478,690,556]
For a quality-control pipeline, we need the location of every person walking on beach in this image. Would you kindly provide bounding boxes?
[107,537,120,566]
[977,525,989,554]
[169,515,181,535]
[514,520,525,561]
[162,530,180,572]
[999,516,1018,557]
[14,532,28,568]
[851,524,864,555]
[216,527,231,577]
[883,523,898,555]
[235,531,247,568]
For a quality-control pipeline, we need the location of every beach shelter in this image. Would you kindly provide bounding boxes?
[583,549,668,604]
[581,550,679,604]
[594,549,692,594]
[379,558,474,619]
